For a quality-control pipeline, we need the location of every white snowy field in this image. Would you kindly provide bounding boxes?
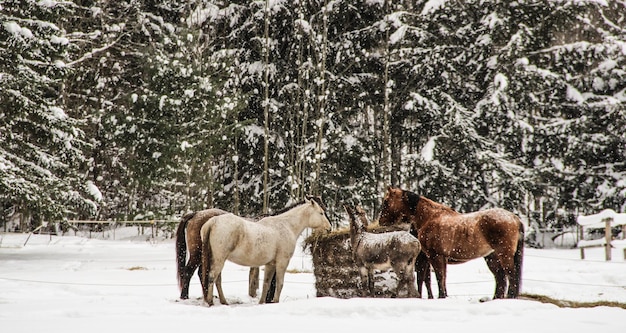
[1,230,625,333]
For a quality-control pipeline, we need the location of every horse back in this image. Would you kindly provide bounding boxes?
[204,214,282,267]
[475,209,522,244]
[418,208,520,260]
[186,209,230,250]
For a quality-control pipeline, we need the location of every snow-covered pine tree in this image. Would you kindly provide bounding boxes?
[382,1,513,212]
[59,1,184,220]
[0,1,97,226]
[470,0,626,223]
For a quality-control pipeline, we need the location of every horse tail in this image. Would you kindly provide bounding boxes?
[201,221,213,300]
[512,219,525,297]
[176,212,196,291]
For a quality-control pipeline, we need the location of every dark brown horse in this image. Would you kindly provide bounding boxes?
[379,187,524,299]
[176,209,229,300]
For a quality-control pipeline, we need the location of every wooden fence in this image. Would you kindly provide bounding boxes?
[577,209,626,261]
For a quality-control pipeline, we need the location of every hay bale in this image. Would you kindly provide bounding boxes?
[304,223,412,298]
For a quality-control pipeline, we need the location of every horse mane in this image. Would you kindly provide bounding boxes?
[308,195,327,211]
[399,188,457,214]
[403,190,421,212]
[418,196,458,214]
[265,196,327,217]
[266,200,308,216]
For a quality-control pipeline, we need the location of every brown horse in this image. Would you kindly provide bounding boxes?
[379,187,524,299]
[175,209,229,300]
[345,204,421,298]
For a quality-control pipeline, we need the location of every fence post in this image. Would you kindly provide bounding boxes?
[578,224,585,259]
[580,247,585,260]
[603,218,612,261]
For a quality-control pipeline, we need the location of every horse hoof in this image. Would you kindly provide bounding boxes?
[479,296,492,303]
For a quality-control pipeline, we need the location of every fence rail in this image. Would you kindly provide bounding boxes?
[66,220,178,224]
[21,219,180,243]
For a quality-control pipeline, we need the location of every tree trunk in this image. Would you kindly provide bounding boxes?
[313,1,328,196]
[381,0,392,189]
[262,0,271,213]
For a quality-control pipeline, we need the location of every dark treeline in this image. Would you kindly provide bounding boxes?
[1,0,625,230]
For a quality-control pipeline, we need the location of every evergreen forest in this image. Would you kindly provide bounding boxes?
[1,0,625,232]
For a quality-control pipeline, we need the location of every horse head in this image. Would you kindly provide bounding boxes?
[305,195,332,232]
[378,186,422,226]
[379,186,405,226]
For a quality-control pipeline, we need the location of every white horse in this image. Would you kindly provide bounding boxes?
[200,196,331,306]
[345,204,421,298]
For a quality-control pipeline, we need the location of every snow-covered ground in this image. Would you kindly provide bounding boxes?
[1,230,625,333]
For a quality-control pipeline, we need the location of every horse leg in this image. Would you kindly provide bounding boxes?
[259,264,276,304]
[203,271,215,306]
[181,250,202,300]
[203,260,226,306]
[266,272,277,303]
[179,263,195,300]
[484,253,507,299]
[215,273,228,305]
[270,262,288,303]
[424,263,433,299]
[429,254,448,298]
[495,248,520,299]
[248,267,260,298]
[507,230,524,298]
[415,252,433,299]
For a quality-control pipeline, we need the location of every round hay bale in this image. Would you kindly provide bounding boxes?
[304,223,414,298]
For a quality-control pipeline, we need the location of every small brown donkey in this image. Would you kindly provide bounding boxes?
[175,209,230,301]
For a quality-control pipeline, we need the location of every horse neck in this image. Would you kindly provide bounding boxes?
[413,197,458,228]
[271,204,313,237]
